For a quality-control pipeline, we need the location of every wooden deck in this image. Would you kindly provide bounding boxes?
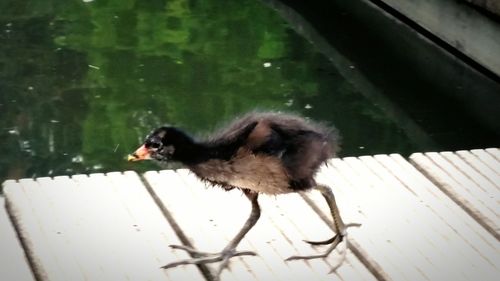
[1,148,499,281]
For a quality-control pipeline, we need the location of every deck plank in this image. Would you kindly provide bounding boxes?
[3,172,204,281]
[2,149,499,281]
[307,154,499,281]
[470,149,500,174]
[316,157,437,281]
[383,155,498,278]
[485,148,500,161]
[410,149,499,237]
[0,195,35,281]
[143,169,377,281]
[456,150,500,188]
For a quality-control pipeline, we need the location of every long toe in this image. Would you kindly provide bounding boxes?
[285,233,347,273]
[285,239,341,262]
[211,249,257,281]
[162,246,257,273]
[169,244,213,256]
[303,222,361,246]
[161,255,222,269]
[303,235,339,246]
[285,252,329,261]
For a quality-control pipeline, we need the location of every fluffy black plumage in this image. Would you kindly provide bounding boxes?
[135,111,339,193]
[128,111,352,278]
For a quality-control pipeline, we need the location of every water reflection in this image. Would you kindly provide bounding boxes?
[0,0,493,184]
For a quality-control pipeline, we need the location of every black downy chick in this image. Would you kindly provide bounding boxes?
[128,111,358,278]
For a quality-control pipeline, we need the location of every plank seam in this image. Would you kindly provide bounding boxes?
[456,151,499,188]
[470,149,500,175]
[408,157,500,240]
[136,171,214,281]
[3,195,43,281]
[427,153,497,224]
[485,148,500,162]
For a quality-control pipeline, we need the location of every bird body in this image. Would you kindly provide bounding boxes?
[128,111,352,279]
[130,111,338,195]
[190,147,292,194]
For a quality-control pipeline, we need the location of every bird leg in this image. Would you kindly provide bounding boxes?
[286,184,361,272]
[162,191,261,280]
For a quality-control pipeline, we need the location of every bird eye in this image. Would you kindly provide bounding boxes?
[147,140,162,149]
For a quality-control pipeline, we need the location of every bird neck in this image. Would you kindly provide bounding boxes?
[174,139,239,166]
[172,125,254,166]
[172,141,204,165]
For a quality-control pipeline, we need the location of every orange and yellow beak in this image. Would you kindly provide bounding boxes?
[127,145,150,162]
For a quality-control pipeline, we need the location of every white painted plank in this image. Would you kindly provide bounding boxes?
[440,151,498,193]
[3,172,204,281]
[344,156,463,281]
[386,154,500,280]
[310,155,500,281]
[485,148,500,161]
[470,149,500,175]
[144,170,241,280]
[144,169,376,281]
[393,153,499,248]
[107,171,204,281]
[410,152,499,237]
[456,150,500,188]
[426,152,498,207]
[0,195,35,281]
[28,177,88,281]
[325,156,455,281]
[418,152,498,232]
[4,179,69,281]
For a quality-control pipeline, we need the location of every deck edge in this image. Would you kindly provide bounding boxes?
[2,187,42,281]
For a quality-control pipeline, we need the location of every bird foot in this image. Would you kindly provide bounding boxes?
[162,244,257,280]
[285,223,361,273]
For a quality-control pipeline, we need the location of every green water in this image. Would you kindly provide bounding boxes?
[0,0,498,183]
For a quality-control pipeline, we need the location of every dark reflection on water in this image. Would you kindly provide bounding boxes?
[0,0,497,184]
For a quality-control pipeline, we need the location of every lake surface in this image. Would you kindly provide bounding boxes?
[1,0,498,184]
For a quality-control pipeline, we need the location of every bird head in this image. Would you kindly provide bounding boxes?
[127,126,193,163]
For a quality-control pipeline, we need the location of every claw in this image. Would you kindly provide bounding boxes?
[303,235,337,246]
[303,223,361,246]
[287,234,342,261]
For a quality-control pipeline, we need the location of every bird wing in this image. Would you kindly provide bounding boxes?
[246,121,332,184]
[245,120,286,156]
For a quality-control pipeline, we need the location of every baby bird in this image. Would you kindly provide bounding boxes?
[128,111,356,279]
